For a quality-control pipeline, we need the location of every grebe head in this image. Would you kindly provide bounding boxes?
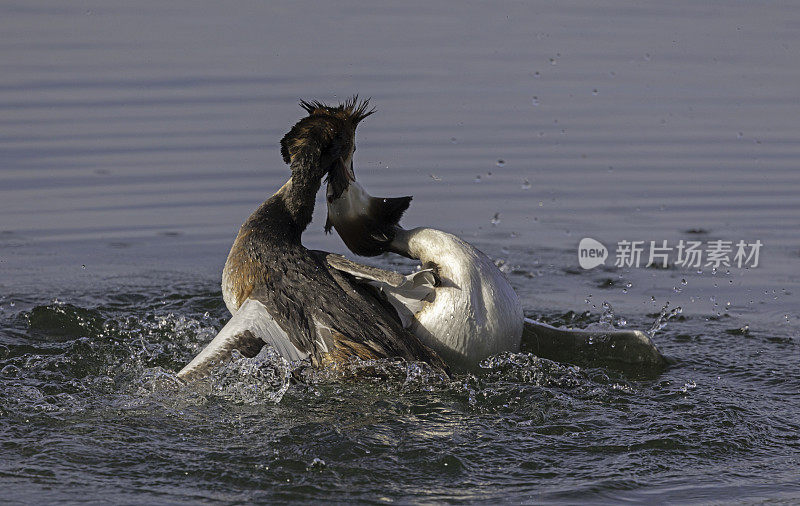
[319,100,414,257]
[280,96,374,187]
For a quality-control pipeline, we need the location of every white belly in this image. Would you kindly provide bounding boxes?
[393,228,523,371]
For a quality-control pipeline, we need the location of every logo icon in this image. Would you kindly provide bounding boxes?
[578,238,608,270]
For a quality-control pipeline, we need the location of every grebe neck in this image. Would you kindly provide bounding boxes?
[274,172,321,232]
[244,173,322,242]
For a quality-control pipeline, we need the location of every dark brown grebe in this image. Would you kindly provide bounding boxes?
[177,98,447,381]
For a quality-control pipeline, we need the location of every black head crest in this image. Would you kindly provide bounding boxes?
[299,95,376,125]
[280,96,375,165]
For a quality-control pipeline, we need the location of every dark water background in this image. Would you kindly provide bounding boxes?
[2,1,799,503]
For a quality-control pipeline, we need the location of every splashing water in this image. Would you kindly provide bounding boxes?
[584,301,628,331]
[205,347,292,404]
[2,280,799,504]
[598,301,615,328]
[648,302,683,339]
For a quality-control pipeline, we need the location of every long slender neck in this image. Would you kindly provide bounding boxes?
[391,226,469,264]
[390,226,430,260]
[275,171,321,231]
[244,172,321,245]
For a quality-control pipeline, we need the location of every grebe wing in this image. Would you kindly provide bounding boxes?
[176,297,310,382]
[323,253,437,328]
[325,253,406,287]
[179,265,447,381]
[522,318,665,366]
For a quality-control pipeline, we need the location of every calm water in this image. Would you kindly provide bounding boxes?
[2,1,799,503]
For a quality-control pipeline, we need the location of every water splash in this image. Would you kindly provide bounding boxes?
[648,302,683,339]
[598,301,615,328]
[206,347,292,404]
[584,301,628,331]
[297,357,447,388]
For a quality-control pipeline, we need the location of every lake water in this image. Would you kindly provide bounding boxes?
[2,1,799,503]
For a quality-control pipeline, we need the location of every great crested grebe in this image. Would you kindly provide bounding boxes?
[326,179,524,371]
[324,110,665,371]
[176,98,448,381]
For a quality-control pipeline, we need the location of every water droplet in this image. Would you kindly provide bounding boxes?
[531,96,540,106]
[81,264,86,269]
[644,53,651,61]
[491,213,501,226]
[496,159,506,167]
[648,303,682,339]
[521,179,531,190]
[737,132,744,139]
[592,88,598,96]
[533,71,541,78]
[473,175,482,183]
[450,137,458,144]
[681,278,687,285]
[599,301,615,327]
[309,458,326,469]
[429,174,442,181]
[9,301,14,307]
[549,58,557,65]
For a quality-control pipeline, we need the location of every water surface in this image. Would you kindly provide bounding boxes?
[1,1,799,503]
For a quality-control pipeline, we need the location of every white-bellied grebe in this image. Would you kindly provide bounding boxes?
[326,178,664,371]
[324,116,664,371]
[326,177,523,371]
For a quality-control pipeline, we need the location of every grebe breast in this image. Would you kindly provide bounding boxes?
[389,227,524,370]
